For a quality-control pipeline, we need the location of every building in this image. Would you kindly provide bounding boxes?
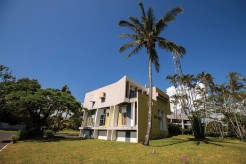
[79,76,171,143]
[167,113,192,130]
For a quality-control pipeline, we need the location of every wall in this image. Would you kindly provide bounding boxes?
[137,88,171,142]
[83,76,127,109]
[150,97,169,139]
[137,93,149,142]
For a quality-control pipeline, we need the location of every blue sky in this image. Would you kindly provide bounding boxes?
[0,0,245,102]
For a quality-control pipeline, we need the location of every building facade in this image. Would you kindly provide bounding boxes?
[79,76,171,143]
[167,113,192,131]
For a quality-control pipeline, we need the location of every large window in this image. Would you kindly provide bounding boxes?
[99,109,106,126]
[158,111,166,131]
[99,114,106,126]
[129,86,137,98]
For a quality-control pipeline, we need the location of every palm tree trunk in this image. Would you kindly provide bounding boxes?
[143,57,152,146]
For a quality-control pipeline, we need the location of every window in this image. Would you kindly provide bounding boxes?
[126,131,130,138]
[125,81,129,98]
[92,102,95,108]
[99,109,106,126]
[158,111,166,131]
[129,86,137,98]
[101,98,105,103]
[99,114,106,126]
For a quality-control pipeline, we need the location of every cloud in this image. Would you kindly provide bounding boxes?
[166,86,177,97]
[166,83,205,113]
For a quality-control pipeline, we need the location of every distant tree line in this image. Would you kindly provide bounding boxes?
[0,65,82,137]
[167,72,246,141]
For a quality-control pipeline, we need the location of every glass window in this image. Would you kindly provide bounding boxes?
[100,114,106,126]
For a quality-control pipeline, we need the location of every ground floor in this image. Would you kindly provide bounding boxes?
[81,129,138,142]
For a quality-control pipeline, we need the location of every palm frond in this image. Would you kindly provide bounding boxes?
[126,44,143,59]
[163,6,183,22]
[119,41,139,53]
[118,20,135,28]
[118,20,143,34]
[118,33,138,39]
[155,7,183,35]
[128,16,145,33]
[157,37,186,57]
[139,2,146,17]
[118,20,137,33]
[149,48,160,72]
[146,7,155,32]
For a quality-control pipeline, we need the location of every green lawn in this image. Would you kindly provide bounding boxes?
[0,130,16,133]
[0,135,245,164]
[56,129,80,135]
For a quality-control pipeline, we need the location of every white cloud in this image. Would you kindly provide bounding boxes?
[166,83,206,113]
[166,86,177,97]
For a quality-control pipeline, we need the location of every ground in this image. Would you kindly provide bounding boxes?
[0,133,246,163]
[0,130,15,150]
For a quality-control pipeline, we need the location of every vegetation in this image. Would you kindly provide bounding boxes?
[0,65,82,137]
[11,133,20,143]
[0,135,246,163]
[43,130,55,138]
[118,2,186,146]
[167,72,246,140]
[56,129,80,135]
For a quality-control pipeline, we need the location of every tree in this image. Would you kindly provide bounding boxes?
[0,78,41,124]
[61,84,71,94]
[223,72,246,140]
[0,65,82,137]
[166,73,214,139]
[118,2,186,145]
[0,65,15,82]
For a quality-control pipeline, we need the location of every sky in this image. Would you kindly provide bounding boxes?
[0,0,245,102]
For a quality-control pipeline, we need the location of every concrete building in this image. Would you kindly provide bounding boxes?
[79,76,171,143]
[167,113,192,130]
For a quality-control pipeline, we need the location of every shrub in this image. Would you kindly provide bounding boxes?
[11,133,20,143]
[17,129,27,140]
[168,124,182,134]
[43,130,55,138]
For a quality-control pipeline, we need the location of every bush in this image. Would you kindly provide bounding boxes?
[168,124,182,134]
[43,130,55,138]
[11,133,20,143]
[206,121,223,137]
[17,129,27,140]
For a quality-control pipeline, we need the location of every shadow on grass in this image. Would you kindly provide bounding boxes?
[151,137,223,147]
[22,134,86,143]
[26,137,86,143]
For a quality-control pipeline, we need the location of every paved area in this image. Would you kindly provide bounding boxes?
[0,131,15,150]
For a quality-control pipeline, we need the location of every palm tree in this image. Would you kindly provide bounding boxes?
[118,2,186,145]
[196,72,214,134]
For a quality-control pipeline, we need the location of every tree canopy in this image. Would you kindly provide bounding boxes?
[0,65,82,135]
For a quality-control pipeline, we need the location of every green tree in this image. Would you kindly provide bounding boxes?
[61,84,71,94]
[0,78,41,124]
[0,65,15,82]
[118,2,186,145]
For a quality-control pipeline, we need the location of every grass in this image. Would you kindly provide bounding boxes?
[56,129,80,135]
[0,135,246,164]
[0,130,16,133]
